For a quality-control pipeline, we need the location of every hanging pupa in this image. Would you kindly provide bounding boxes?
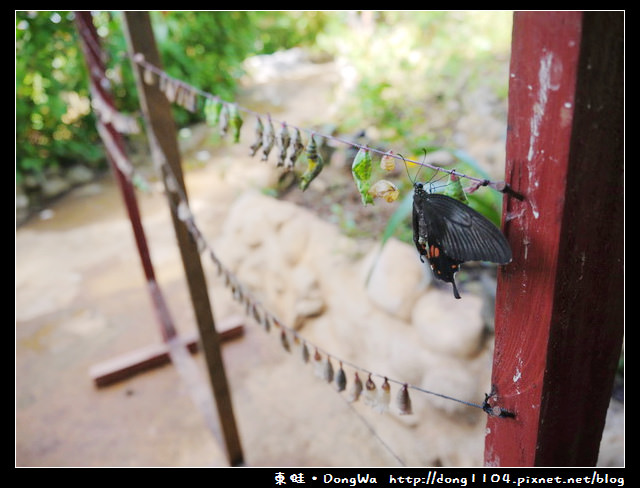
[250,302,262,325]
[351,147,374,205]
[335,363,347,392]
[313,348,325,378]
[443,172,469,205]
[375,377,391,413]
[209,249,223,276]
[299,135,324,191]
[218,104,230,137]
[228,104,243,143]
[363,374,377,406]
[231,280,243,302]
[249,116,264,157]
[222,269,232,289]
[158,75,169,96]
[261,116,276,161]
[186,88,198,113]
[280,329,291,352]
[262,313,272,333]
[397,384,413,415]
[164,79,178,103]
[175,84,186,109]
[195,231,207,254]
[176,201,194,223]
[205,97,224,127]
[368,179,400,203]
[348,372,363,402]
[180,86,197,112]
[276,122,291,167]
[323,357,335,383]
[380,151,396,172]
[143,67,156,85]
[244,294,253,316]
[301,341,310,363]
[286,127,304,171]
[271,317,284,330]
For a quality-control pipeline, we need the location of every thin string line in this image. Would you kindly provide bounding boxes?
[129,53,518,196]
[152,148,490,415]
[98,52,515,419]
[338,393,407,467]
[103,95,504,417]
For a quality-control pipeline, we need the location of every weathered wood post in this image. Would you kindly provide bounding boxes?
[121,11,244,466]
[485,11,623,466]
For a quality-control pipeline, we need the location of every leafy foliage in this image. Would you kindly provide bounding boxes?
[16,11,330,183]
[316,11,512,153]
[16,12,102,181]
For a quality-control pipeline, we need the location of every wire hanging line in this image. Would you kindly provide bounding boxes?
[178,150,516,420]
[86,41,517,422]
[129,53,522,199]
[91,70,515,420]
[157,138,515,420]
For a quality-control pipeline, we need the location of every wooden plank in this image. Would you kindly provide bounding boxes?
[121,12,244,466]
[90,324,245,388]
[75,12,178,343]
[485,12,624,466]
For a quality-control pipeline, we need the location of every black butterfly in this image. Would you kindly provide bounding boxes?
[412,181,512,299]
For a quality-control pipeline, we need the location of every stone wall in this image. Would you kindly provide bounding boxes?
[213,191,495,466]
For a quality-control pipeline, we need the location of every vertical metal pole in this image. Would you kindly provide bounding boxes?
[121,11,244,466]
[485,11,623,466]
[75,12,177,343]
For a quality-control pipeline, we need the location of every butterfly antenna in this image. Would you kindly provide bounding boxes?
[399,154,413,184]
[402,151,429,185]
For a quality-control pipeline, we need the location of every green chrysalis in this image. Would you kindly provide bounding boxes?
[204,97,223,127]
[227,104,243,143]
[351,147,374,205]
[444,172,469,205]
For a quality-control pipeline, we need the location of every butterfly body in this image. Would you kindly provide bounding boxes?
[412,182,511,299]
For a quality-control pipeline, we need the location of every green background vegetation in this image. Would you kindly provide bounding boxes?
[16,10,512,229]
[16,11,333,183]
[16,11,511,178]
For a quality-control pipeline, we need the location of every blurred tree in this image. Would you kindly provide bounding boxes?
[316,11,512,153]
[16,11,102,182]
[16,11,330,182]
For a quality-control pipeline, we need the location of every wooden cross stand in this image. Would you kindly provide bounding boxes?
[76,11,245,466]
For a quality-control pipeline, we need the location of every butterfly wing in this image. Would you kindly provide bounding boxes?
[413,187,464,298]
[419,193,512,264]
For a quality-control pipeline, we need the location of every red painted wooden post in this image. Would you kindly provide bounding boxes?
[485,12,623,466]
[75,12,178,343]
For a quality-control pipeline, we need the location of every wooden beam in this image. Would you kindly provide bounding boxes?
[485,12,624,466]
[121,12,244,466]
[75,12,178,344]
[90,324,244,388]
